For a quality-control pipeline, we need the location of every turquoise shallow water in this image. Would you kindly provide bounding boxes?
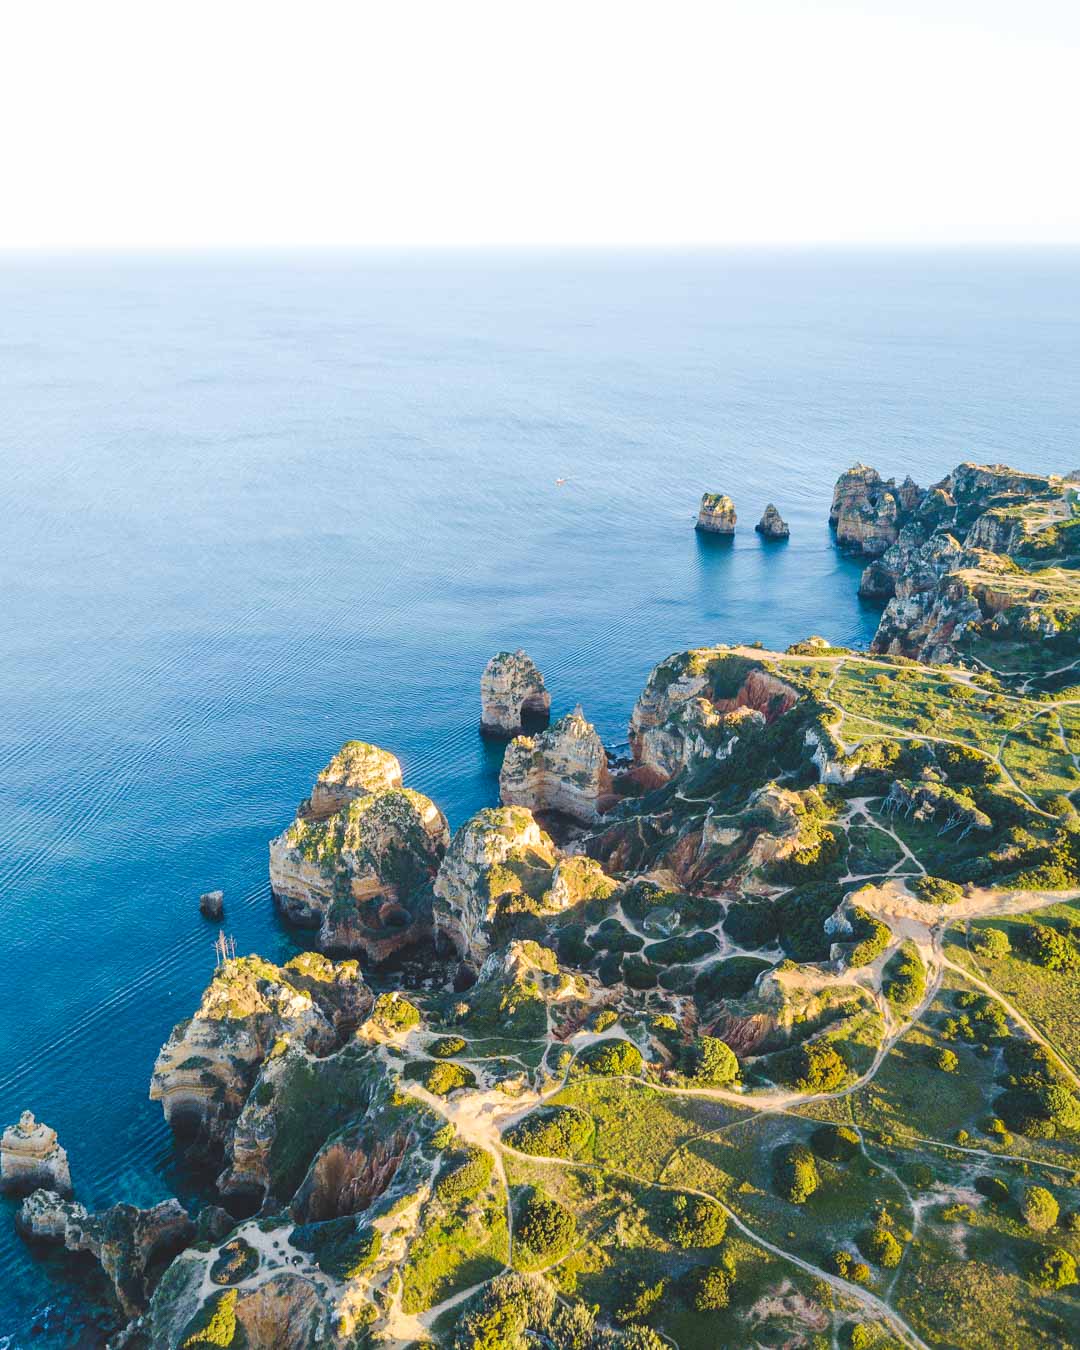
[1,249,1079,1342]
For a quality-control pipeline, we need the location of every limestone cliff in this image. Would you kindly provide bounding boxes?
[480,649,550,736]
[499,707,612,824]
[270,743,449,959]
[629,649,799,787]
[149,955,368,1155]
[695,492,737,534]
[433,806,557,959]
[830,464,924,556]
[0,1112,71,1197]
[303,741,403,819]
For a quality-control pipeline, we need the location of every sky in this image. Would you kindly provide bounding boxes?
[3,0,1079,250]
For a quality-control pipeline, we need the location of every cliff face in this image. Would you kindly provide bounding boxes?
[499,708,612,824]
[270,741,449,960]
[695,492,737,533]
[0,1112,71,1197]
[433,805,557,959]
[831,466,927,556]
[628,651,799,787]
[480,649,550,735]
[149,955,368,1157]
[835,460,1080,665]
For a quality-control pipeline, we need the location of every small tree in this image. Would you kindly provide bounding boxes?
[689,1036,739,1086]
[1020,1185,1059,1233]
[694,1266,732,1311]
[971,927,1010,959]
[775,1142,821,1204]
[934,1047,959,1073]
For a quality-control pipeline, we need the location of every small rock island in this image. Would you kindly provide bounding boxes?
[755,503,790,538]
[479,649,550,736]
[695,491,737,533]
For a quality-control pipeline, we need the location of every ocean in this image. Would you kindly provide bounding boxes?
[1,248,1078,1342]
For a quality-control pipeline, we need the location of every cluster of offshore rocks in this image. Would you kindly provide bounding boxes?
[829,460,1080,666]
[3,1112,195,1320]
[695,492,789,538]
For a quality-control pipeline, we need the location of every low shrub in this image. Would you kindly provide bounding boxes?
[576,1039,643,1077]
[503,1106,593,1160]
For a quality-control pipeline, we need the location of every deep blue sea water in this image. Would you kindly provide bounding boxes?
[2,249,1079,1343]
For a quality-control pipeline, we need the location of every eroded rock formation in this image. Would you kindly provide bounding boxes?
[433,806,557,959]
[149,954,368,1154]
[755,503,789,539]
[695,492,737,534]
[480,650,550,736]
[270,741,449,959]
[18,1190,194,1316]
[499,707,612,824]
[830,464,924,556]
[0,1112,71,1197]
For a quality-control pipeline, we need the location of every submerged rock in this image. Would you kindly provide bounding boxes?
[695,492,737,534]
[480,650,550,736]
[755,503,789,539]
[0,1112,72,1198]
[269,740,449,960]
[499,707,612,825]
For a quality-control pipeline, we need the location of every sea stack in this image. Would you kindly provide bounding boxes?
[755,504,790,539]
[198,889,224,920]
[499,706,613,825]
[479,650,550,737]
[695,493,736,534]
[1,1112,72,1197]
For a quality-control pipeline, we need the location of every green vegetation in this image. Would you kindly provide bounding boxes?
[503,1106,593,1159]
[372,991,421,1033]
[1020,1184,1059,1232]
[882,942,927,1012]
[514,1189,576,1265]
[291,1216,382,1279]
[686,1036,739,1086]
[575,1039,643,1077]
[208,1237,258,1285]
[662,1191,728,1248]
[181,1290,238,1348]
[773,1142,821,1203]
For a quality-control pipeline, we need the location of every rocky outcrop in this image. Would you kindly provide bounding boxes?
[304,741,403,819]
[433,806,557,959]
[830,464,925,556]
[499,708,613,824]
[270,743,449,959]
[755,503,789,539]
[843,461,1080,663]
[628,650,799,787]
[18,1190,194,1316]
[149,955,367,1152]
[480,650,550,736]
[695,492,736,534]
[1,1112,71,1197]
[199,889,224,920]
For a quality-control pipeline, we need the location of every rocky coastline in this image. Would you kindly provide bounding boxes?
[19,457,1080,1350]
